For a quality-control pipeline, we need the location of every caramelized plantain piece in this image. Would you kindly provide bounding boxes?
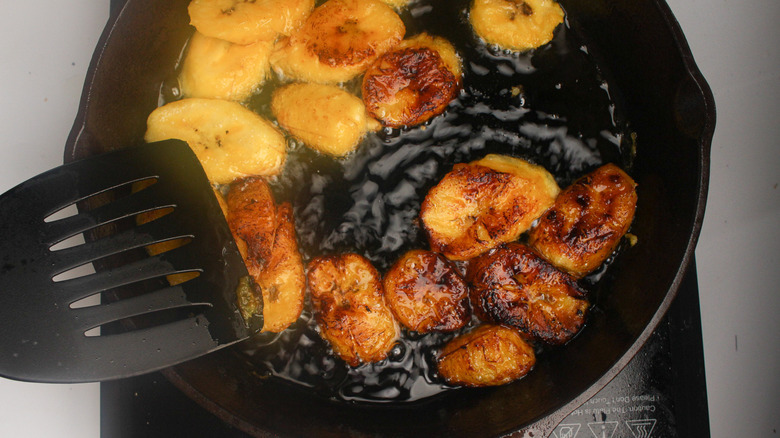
[420,154,559,261]
[362,33,462,128]
[466,243,588,345]
[270,0,405,84]
[307,253,399,366]
[383,250,471,333]
[271,82,377,156]
[528,163,638,278]
[251,203,306,332]
[226,177,277,267]
[469,0,564,52]
[226,178,305,332]
[438,324,535,387]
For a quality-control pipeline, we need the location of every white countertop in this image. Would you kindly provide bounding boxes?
[0,1,777,437]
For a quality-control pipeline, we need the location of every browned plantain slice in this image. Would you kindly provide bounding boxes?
[362,33,462,128]
[383,250,471,333]
[270,0,405,84]
[466,243,588,345]
[438,324,536,387]
[528,163,638,278]
[307,253,399,366]
[226,178,305,332]
[420,154,559,261]
[226,177,278,268]
[251,203,305,332]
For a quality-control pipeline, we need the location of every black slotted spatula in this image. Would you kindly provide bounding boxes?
[0,139,260,383]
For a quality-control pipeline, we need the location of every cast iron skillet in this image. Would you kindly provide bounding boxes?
[65,0,715,435]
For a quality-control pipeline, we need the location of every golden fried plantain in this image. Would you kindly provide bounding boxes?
[437,324,535,387]
[188,0,316,45]
[307,253,399,366]
[226,178,305,332]
[466,242,588,345]
[226,177,278,267]
[178,31,273,102]
[469,0,564,52]
[378,0,410,8]
[270,0,405,84]
[145,98,287,184]
[528,163,638,278]
[251,203,306,332]
[383,250,471,333]
[271,82,377,156]
[362,33,462,128]
[420,154,559,261]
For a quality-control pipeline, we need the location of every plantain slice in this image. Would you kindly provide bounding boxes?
[270,0,405,84]
[307,253,399,366]
[178,31,273,102]
[438,324,536,387]
[466,242,588,345]
[528,163,638,278]
[362,33,462,128]
[145,98,287,184]
[252,202,306,332]
[383,250,471,333]
[226,178,305,332]
[420,154,559,261]
[188,0,316,45]
[271,83,378,156]
[226,177,278,266]
[469,0,564,52]
[378,0,411,8]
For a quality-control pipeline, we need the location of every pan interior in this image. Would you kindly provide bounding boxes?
[69,0,712,435]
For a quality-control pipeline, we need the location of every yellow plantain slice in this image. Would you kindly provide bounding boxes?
[378,0,411,8]
[179,31,274,102]
[271,83,377,156]
[470,0,564,52]
[270,0,405,84]
[145,98,287,184]
[188,0,316,45]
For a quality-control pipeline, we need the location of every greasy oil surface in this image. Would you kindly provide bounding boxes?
[166,0,633,404]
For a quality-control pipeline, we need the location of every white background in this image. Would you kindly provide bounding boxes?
[0,1,778,437]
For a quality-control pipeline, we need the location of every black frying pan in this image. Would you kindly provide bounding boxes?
[65,0,715,435]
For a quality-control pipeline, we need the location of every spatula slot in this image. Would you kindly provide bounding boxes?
[43,176,159,224]
[49,232,87,252]
[66,268,203,312]
[82,303,213,338]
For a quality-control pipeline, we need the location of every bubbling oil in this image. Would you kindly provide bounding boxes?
[162,0,633,404]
